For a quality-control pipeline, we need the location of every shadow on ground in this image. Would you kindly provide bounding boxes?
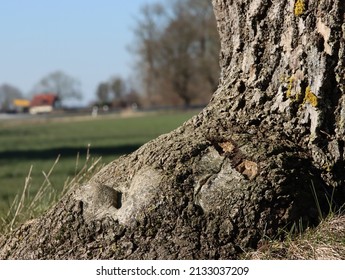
[0,144,141,160]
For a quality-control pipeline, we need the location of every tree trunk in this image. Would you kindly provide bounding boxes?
[1,0,345,259]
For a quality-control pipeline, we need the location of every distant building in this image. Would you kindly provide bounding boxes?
[12,99,30,113]
[29,93,60,114]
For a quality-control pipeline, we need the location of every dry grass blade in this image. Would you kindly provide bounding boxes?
[0,150,104,234]
[62,153,103,194]
[75,152,80,176]
[28,155,60,212]
[9,165,33,231]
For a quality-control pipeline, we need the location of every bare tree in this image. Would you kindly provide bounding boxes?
[188,0,220,93]
[95,77,134,108]
[0,84,23,111]
[133,0,220,107]
[133,3,166,106]
[95,82,110,104]
[161,0,220,105]
[1,0,345,260]
[110,77,126,100]
[32,71,82,101]
[158,6,199,107]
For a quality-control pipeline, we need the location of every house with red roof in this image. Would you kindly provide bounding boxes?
[29,93,60,114]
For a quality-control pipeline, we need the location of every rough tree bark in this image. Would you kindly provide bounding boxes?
[1,0,345,259]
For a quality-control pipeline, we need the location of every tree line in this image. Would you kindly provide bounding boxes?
[132,0,220,107]
[0,71,81,112]
[94,0,220,109]
[0,0,219,112]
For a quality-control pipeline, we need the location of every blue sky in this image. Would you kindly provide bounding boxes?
[0,0,158,105]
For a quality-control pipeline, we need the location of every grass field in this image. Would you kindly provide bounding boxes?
[0,110,198,218]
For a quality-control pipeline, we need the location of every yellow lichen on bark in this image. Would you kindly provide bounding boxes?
[286,76,302,103]
[294,0,305,16]
[286,76,294,99]
[303,86,318,107]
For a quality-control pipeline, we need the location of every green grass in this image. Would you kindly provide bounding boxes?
[0,110,198,218]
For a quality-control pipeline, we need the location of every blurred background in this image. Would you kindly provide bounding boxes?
[0,0,219,226]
